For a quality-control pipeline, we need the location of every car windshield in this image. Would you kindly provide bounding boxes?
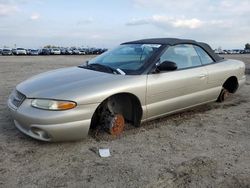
[83,44,161,75]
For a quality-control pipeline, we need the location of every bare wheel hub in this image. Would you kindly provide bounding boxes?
[107,114,125,136]
[219,88,229,102]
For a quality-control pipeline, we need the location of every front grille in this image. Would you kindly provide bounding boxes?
[11,90,26,108]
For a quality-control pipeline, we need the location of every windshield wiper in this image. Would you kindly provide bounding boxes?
[83,63,120,74]
[79,63,126,75]
[116,68,126,75]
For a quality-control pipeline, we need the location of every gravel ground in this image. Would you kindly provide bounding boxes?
[0,54,250,188]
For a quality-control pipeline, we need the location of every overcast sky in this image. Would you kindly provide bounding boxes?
[0,0,249,49]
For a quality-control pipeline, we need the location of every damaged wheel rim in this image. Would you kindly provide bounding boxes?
[220,88,229,102]
[109,114,125,136]
[223,90,229,99]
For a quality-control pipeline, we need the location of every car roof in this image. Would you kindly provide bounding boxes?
[122,38,197,45]
[122,38,223,62]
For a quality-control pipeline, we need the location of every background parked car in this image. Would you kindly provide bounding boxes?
[60,48,67,55]
[29,49,39,55]
[244,49,250,54]
[2,48,12,55]
[87,48,106,55]
[13,48,27,55]
[71,48,80,55]
[240,50,245,54]
[40,48,50,55]
[0,49,2,55]
[26,49,32,55]
[50,48,61,55]
[65,48,73,55]
[79,48,86,55]
[101,48,108,54]
[88,48,95,54]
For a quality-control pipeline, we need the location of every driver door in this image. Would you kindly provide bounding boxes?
[146,44,208,120]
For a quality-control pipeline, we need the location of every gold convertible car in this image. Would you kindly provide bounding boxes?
[8,38,246,141]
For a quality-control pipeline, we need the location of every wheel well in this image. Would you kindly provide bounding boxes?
[90,93,143,129]
[223,76,239,93]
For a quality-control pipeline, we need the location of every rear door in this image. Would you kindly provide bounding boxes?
[146,44,208,120]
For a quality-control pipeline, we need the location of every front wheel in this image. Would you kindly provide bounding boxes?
[105,114,125,136]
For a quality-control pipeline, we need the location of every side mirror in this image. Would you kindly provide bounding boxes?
[157,61,177,72]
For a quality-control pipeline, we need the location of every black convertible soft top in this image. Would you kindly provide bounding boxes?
[122,38,223,62]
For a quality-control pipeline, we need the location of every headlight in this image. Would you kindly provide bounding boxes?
[31,99,76,110]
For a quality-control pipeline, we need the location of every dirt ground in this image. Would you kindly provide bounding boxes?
[0,54,249,188]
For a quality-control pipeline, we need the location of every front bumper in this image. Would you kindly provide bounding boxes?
[16,52,26,55]
[8,97,99,142]
[2,52,12,55]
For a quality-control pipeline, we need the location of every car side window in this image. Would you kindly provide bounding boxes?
[194,46,214,65]
[160,44,202,70]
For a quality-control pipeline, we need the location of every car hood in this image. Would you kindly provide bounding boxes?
[17,67,112,98]
[16,67,146,104]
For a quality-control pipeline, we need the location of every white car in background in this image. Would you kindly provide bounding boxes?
[13,48,27,55]
[2,48,13,55]
[79,49,86,55]
[50,48,61,55]
[72,48,80,55]
[30,49,39,55]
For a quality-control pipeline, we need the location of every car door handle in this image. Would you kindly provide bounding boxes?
[198,74,207,78]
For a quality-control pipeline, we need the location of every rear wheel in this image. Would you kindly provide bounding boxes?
[217,88,230,102]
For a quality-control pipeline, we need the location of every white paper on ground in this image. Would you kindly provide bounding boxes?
[99,148,111,158]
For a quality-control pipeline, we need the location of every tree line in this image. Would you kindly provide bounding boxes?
[245,43,250,50]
